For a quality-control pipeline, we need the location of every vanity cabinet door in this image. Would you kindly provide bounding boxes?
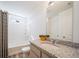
[42,52,50,58]
[29,50,38,58]
[30,45,40,57]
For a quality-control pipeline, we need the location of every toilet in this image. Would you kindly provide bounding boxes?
[21,47,30,58]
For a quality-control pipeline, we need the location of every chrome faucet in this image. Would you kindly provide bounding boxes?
[49,39,56,45]
[52,40,56,45]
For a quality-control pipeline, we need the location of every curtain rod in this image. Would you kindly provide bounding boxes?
[0,9,27,19]
[8,12,27,19]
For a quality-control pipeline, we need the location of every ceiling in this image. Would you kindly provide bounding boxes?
[0,1,48,17]
[0,1,73,18]
[47,1,73,18]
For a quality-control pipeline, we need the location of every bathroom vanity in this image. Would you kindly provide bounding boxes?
[30,40,79,58]
[30,42,56,58]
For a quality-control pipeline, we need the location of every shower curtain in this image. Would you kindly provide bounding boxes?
[0,10,8,58]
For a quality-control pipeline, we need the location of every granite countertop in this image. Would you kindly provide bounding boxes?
[30,40,79,58]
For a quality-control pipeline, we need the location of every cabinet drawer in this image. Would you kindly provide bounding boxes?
[30,45,40,57]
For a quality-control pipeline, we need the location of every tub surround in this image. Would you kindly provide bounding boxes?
[30,40,79,58]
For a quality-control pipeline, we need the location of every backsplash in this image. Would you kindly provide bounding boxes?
[50,39,79,48]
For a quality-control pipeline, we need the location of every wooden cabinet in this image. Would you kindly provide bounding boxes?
[28,50,38,58]
[30,44,40,57]
[41,52,50,58]
[30,43,54,58]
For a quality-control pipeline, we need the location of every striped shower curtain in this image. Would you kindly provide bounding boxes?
[0,10,8,58]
